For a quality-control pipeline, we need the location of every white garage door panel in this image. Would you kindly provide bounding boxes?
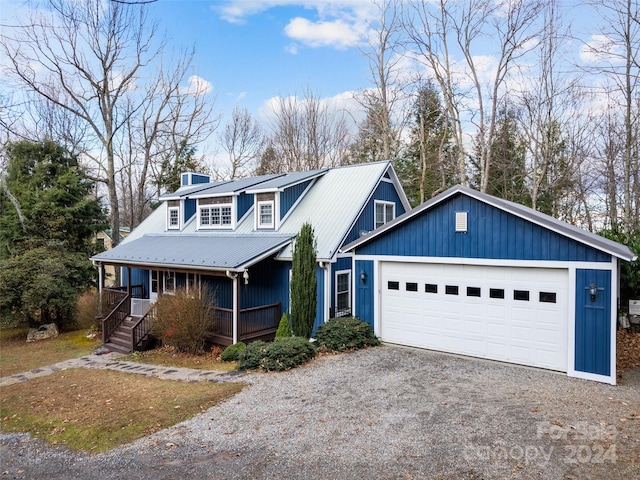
[380,263,568,371]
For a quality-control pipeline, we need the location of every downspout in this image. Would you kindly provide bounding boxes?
[226,270,239,344]
[319,261,331,323]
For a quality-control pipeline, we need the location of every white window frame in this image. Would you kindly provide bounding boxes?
[198,203,233,229]
[335,270,351,317]
[374,200,395,229]
[257,200,275,229]
[164,271,176,295]
[168,206,180,230]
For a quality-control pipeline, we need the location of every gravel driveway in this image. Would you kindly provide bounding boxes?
[2,344,639,479]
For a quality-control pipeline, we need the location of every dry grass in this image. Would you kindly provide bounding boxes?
[0,328,100,377]
[0,368,244,452]
[122,345,237,372]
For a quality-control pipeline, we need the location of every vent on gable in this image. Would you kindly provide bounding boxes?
[455,211,468,232]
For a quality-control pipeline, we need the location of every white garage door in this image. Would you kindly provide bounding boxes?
[380,262,568,371]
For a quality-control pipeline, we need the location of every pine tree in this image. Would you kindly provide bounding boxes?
[290,223,317,339]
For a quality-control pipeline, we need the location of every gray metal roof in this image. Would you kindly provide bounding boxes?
[342,185,637,261]
[158,180,231,200]
[245,168,328,192]
[189,174,284,198]
[92,234,293,270]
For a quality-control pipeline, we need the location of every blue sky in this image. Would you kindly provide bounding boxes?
[151,0,374,124]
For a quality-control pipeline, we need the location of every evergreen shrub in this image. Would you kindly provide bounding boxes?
[315,317,381,352]
[238,337,316,371]
[221,341,246,361]
[275,313,292,338]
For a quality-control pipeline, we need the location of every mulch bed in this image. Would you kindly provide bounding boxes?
[617,330,640,372]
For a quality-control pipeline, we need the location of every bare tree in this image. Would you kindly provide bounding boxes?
[354,0,406,162]
[1,0,217,241]
[583,0,640,232]
[218,106,263,179]
[404,0,543,192]
[263,87,351,173]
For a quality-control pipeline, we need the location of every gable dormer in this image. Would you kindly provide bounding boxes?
[197,195,235,230]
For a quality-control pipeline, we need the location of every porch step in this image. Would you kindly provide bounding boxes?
[104,316,135,354]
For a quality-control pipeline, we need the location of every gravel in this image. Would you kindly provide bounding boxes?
[1,344,639,479]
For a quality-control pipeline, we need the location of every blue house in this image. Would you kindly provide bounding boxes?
[342,185,636,385]
[91,162,409,352]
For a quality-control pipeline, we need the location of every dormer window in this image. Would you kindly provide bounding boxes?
[375,200,395,228]
[198,196,234,229]
[167,201,180,230]
[258,201,275,229]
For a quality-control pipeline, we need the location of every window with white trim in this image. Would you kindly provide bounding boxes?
[199,204,233,228]
[374,200,395,228]
[164,271,176,294]
[168,207,180,229]
[258,201,275,228]
[335,270,351,317]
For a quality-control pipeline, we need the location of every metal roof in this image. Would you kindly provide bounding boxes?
[245,168,328,192]
[342,185,637,261]
[273,161,393,260]
[92,234,293,270]
[189,174,284,198]
[158,180,230,200]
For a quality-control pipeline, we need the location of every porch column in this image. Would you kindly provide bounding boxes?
[126,267,132,295]
[232,274,239,344]
[97,262,103,317]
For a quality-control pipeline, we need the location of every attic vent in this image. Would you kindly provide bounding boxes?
[455,211,468,232]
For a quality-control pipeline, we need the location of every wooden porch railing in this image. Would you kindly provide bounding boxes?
[102,288,128,316]
[212,302,281,345]
[132,305,155,352]
[102,293,130,344]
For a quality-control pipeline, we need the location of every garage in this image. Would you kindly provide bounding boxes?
[343,185,636,384]
[380,262,568,371]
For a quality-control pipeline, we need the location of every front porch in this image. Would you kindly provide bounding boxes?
[99,286,281,353]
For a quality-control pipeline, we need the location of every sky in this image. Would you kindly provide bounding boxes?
[0,0,617,166]
[146,0,377,127]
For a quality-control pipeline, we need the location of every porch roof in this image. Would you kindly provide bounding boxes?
[91,234,293,271]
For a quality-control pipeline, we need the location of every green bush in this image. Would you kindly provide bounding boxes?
[221,341,246,361]
[238,337,316,371]
[150,287,216,355]
[315,317,381,352]
[275,313,292,338]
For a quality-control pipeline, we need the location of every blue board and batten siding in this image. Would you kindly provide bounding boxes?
[344,180,407,247]
[280,179,313,220]
[356,194,610,262]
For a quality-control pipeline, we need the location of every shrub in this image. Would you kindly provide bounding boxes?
[221,341,246,362]
[275,313,292,338]
[75,290,101,331]
[150,287,216,355]
[238,337,317,371]
[315,317,381,352]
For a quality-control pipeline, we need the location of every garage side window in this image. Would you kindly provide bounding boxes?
[335,271,351,317]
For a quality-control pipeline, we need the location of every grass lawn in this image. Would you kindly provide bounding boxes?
[0,327,101,377]
[0,368,244,452]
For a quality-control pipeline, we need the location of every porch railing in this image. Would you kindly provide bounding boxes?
[212,302,281,344]
[132,305,155,352]
[102,293,130,344]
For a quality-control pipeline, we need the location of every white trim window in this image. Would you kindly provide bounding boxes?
[375,200,395,229]
[335,270,351,317]
[199,204,233,228]
[164,271,176,295]
[258,201,275,229]
[168,207,180,230]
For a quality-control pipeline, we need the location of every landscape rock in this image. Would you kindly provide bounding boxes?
[26,323,59,342]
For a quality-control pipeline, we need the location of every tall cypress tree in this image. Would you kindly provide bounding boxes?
[290,222,317,338]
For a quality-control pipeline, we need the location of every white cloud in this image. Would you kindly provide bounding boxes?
[580,34,623,64]
[284,17,360,49]
[182,75,213,97]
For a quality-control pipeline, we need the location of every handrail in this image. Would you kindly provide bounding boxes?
[102,293,130,344]
[131,305,155,352]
